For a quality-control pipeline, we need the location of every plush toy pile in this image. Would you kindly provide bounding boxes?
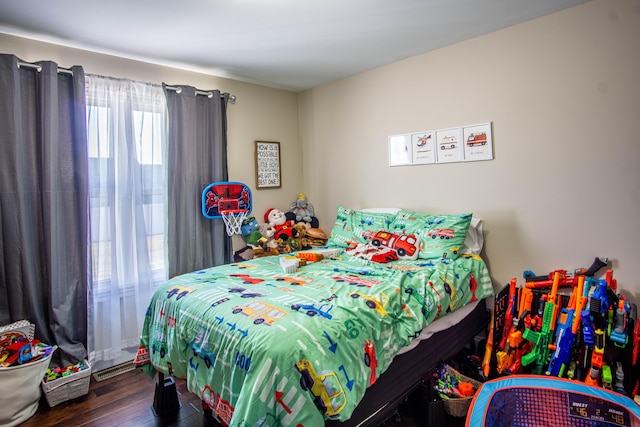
[234,194,328,261]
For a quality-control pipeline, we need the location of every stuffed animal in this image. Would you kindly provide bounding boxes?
[288,223,312,251]
[274,239,292,255]
[265,208,298,241]
[240,217,259,237]
[252,240,280,258]
[258,223,277,248]
[285,194,319,229]
[246,230,265,247]
[246,224,276,258]
[234,246,255,262]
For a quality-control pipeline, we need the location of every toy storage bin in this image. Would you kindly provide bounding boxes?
[0,351,54,427]
[440,364,483,418]
[41,359,91,407]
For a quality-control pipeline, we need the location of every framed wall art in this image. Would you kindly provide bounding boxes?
[411,130,436,165]
[388,121,494,166]
[388,133,412,166]
[435,127,463,163]
[463,122,493,162]
[255,141,281,188]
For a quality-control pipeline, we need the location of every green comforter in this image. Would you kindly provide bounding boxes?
[137,251,493,426]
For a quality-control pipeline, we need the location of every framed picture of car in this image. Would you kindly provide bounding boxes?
[435,127,463,163]
[463,122,493,161]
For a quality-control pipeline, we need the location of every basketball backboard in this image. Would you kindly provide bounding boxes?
[201,181,252,219]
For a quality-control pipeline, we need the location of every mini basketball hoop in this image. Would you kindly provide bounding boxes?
[201,182,252,236]
[220,209,249,236]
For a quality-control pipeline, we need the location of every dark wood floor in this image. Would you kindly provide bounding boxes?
[21,368,464,427]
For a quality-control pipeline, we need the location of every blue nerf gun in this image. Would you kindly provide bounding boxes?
[547,277,587,377]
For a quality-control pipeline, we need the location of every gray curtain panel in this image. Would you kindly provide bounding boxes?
[164,84,232,277]
[0,54,89,366]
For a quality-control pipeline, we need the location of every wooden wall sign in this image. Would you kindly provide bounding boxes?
[255,141,281,188]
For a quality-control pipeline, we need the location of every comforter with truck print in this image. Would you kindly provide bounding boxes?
[135,250,493,427]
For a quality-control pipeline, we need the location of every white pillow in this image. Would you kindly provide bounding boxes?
[359,207,401,214]
[361,208,484,255]
[463,217,484,255]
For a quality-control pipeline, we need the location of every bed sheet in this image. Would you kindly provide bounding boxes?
[136,250,493,427]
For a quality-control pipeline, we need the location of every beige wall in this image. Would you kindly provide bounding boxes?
[0,33,303,245]
[2,0,639,304]
[299,0,640,302]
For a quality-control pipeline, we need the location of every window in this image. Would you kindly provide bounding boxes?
[85,77,168,293]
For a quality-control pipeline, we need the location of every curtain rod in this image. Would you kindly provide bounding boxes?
[17,60,73,76]
[164,85,236,104]
[16,62,235,103]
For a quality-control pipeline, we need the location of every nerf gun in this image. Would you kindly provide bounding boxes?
[546,277,587,377]
[602,365,613,390]
[524,269,579,289]
[495,279,517,374]
[498,278,518,352]
[582,257,610,277]
[588,278,618,324]
[610,298,629,347]
[585,328,605,386]
[506,288,534,375]
[531,294,547,332]
[523,257,608,289]
[495,348,513,375]
[482,309,494,379]
[605,269,617,293]
[522,271,561,374]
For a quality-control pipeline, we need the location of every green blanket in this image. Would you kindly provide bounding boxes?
[136,251,493,426]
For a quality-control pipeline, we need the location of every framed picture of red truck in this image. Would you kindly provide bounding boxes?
[463,122,493,162]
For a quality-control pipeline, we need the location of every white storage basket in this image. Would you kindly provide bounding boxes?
[0,352,53,426]
[41,359,91,407]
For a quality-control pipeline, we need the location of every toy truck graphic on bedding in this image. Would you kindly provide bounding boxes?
[427,228,455,239]
[332,275,380,288]
[350,292,389,317]
[166,285,196,300]
[296,359,346,418]
[191,325,217,368]
[291,302,334,319]
[232,300,288,325]
[362,230,418,258]
[466,132,487,147]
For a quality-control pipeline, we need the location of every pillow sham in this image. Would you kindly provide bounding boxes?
[390,210,472,260]
[327,205,395,248]
[361,207,484,255]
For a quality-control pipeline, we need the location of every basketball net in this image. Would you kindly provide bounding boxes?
[220,209,248,236]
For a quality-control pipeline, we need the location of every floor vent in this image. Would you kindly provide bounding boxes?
[92,360,136,382]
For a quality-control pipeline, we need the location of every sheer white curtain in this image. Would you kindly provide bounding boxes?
[85,75,168,371]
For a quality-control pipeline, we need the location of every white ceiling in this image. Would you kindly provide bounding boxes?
[0,0,589,92]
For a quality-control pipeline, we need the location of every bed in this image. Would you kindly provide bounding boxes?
[135,207,494,427]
